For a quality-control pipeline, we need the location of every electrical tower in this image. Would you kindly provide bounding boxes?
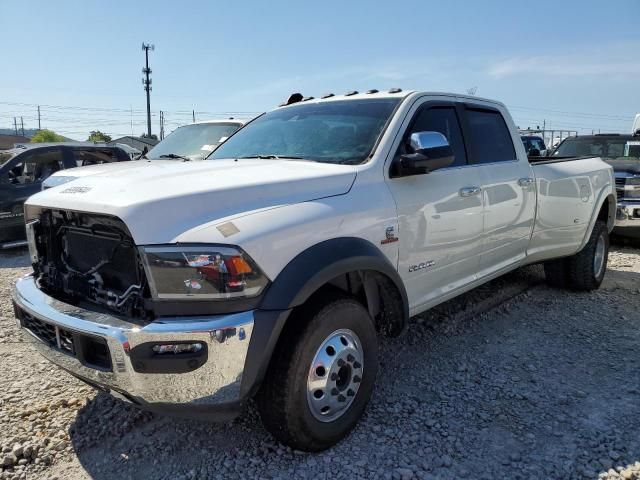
[142,43,154,137]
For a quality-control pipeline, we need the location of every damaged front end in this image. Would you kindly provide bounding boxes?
[27,209,152,321]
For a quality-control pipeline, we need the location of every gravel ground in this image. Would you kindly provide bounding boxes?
[1,245,640,480]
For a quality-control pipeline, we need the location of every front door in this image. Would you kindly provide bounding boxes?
[386,100,484,314]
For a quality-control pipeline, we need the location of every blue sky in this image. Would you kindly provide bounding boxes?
[0,0,638,140]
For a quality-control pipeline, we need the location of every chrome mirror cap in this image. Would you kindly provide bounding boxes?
[409,131,450,152]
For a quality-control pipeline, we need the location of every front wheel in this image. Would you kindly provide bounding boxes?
[257,295,378,452]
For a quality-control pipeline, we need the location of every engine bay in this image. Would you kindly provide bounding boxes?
[32,209,151,320]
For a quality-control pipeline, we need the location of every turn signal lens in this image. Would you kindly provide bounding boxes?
[230,256,253,275]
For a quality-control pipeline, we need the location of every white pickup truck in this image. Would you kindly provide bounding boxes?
[13,90,615,452]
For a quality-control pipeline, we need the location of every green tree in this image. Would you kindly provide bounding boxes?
[30,129,66,143]
[87,130,112,143]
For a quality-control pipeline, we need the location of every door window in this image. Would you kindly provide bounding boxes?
[9,150,64,184]
[401,107,467,167]
[72,148,121,166]
[465,109,516,164]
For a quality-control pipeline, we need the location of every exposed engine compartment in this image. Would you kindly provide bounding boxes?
[32,209,152,320]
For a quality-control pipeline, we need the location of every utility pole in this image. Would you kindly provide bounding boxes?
[159,110,165,140]
[20,117,24,136]
[13,117,17,135]
[141,42,154,137]
[37,106,41,130]
[192,110,195,123]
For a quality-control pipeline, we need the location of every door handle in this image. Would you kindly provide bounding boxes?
[518,177,534,187]
[459,186,481,197]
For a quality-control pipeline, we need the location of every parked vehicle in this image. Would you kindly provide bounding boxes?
[41,120,248,190]
[14,90,615,451]
[0,143,130,248]
[145,119,246,160]
[633,113,640,135]
[521,135,548,156]
[552,134,640,237]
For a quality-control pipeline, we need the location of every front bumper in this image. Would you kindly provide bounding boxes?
[12,276,256,420]
[615,201,640,231]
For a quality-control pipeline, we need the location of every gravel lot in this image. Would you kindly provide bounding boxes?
[1,244,640,480]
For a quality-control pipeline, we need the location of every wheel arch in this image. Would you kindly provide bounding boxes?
[259,237,409,337]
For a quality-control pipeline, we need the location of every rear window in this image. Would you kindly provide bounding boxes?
[465,109,516,164]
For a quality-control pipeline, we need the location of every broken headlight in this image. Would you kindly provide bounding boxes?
[139,245,268,300]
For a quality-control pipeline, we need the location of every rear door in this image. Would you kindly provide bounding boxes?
[460,104,536,276]
[386,98,484,312]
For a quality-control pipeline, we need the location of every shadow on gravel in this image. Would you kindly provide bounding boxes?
[64,263,640,479]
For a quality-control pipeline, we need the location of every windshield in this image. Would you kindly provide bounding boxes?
[553,137,640,160]
[521,137,546,153]
[147,122,242,160]
[210,99,401,165]
[0,151,17,166]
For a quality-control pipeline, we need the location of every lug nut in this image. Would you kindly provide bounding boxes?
[330,373,338,381]
[353,361,362,369]
[347,389,355,397]
[353,375,361,383]
[337,359,345,367]
[331,388,339,396]
[338,394,346,402]
[347,354,355,362]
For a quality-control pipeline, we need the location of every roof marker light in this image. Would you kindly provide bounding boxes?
[366,89,379,94]
[302,96,315,101]
[279,92,304,107]
[321,93,335,99]
[389,88,402,93]
[345,90,359,96]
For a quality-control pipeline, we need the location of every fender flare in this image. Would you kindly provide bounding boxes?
[578,191,616,251]
[259,237,409,325]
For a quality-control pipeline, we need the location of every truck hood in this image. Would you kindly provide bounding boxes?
[28,159,356,244]
[606,158,640,175]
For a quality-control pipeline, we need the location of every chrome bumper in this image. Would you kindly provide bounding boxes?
[12,276,254,418]
[615,201,640,229]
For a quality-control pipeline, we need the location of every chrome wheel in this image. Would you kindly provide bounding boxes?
[593,233,606,278]
[306,329,364,422]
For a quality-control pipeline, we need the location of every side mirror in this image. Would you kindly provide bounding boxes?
[528,148,541,157]
[398,132,455,176]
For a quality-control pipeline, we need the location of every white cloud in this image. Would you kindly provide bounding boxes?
[488,43,640,78]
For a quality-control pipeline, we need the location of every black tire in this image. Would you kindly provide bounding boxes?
[544,220,609,291]
[256,294,378,452]
[566,220,609,291]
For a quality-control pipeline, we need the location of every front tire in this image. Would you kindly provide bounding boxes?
[257,294,378,452]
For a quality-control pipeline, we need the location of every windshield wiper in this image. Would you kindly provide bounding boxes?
[159,153,191,161]
[236,155,305,160]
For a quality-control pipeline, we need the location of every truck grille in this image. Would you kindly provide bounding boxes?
[616,177,626,199]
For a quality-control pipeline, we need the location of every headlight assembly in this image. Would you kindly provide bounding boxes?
[139,245,268,301]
